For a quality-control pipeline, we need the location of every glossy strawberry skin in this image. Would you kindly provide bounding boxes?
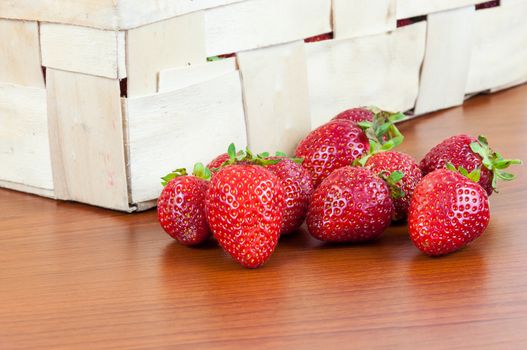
[265,158,314,235]
[205,165,285,268]
[295,120,369,187]
[307,167,393,242]
[332,108,374,124]
[408,169,490,256]
[304,33,333,43]
[157,176,210,246]
[365,151,422,221]
[208,153,230,170]
[420,134,493,195]
[476,1,499,10]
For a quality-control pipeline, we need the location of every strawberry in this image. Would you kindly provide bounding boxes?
[295,120,368,187]
[476,1,499,10]
[331,107,374,124]
[265,153,314,234]
[210,145,312,235]
[295,108,406,187]
[207,153,230,170]
[205,163,285,268]
[361,151,422,221]
[307,166,394,242]
[304,33,333,43]
[157,164,211,246]
[408,168,490,256]
[420,134,521,195]
[397,16,426,27]
[396,18,414,27]
[207,53,236,62]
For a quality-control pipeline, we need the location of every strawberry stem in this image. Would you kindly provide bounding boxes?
[378,170,406,200]
[192,163,211,181]
[469,135,522,192]
[446,163,482,183]
[219,144,289,168]
[353,108,407,167]
[161,168,188,186]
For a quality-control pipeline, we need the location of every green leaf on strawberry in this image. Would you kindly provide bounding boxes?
[469,135,522,192]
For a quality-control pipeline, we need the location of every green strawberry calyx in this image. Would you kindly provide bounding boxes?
[161,168,187,186]
[207,56,223,62]
[192,162,212,181]
[446,163,482,183]
[274,151,304,164]
[215,143,303,169]
[469,135,522,192]
[378,170,406,200]
[355,107,407,165]
[160,163,211,186]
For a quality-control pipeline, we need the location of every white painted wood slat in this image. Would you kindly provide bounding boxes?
[46,69,130,211]
[126,71,247,203]
[306,23,427,128]
[126,12,207,97]
[0,19,45,88]
[40,23,125,79]
[205,0,332,56]
[415,6,475,115]
[333,0,396,39]
[397,0,486,19]
[466,0,527,94]
[158,58,237,93]
[238,41,311,155]
[0,84,53,191]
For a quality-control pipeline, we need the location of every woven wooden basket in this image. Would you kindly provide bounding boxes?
[1,0,526,211]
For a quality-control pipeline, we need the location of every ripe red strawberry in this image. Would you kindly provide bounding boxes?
[295,108,406,187]
[304,33,333,43]
[396,18,414,27]
[307,166,394,242]
[476,1,499,10]
[332,107,374,124]
[363,151,422,221]
[157,164,211,246]
[420,134,521,195]
[408,168,490,256]
[205,164,285,268]
[295,120,368,187]
[396,16,426,27]
[208,153,230,170]
[265,156,314,234]
[208,146,274,172]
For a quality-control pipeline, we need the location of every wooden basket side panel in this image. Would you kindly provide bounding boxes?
[126,71,247,203]
[466,0,527,94]
[306,22,427,128]
[46,69,130,211]
[0,84,53,191]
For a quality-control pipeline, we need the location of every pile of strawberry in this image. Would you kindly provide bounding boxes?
[157,107,521,268]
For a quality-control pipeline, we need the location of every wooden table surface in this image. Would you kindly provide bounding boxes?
[2,85,527,350]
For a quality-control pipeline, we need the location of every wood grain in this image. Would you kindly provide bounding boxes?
[1,85,527,349]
